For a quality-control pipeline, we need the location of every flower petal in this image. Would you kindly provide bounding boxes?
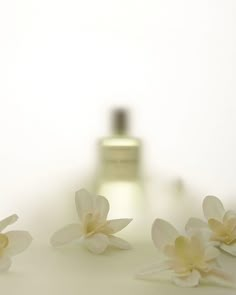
[190,229,216,249]
[5,231,32,256]
[108,235,131,250]
[185,217,208,235]
[208,219,224,235]
[173,270,201,287]
[105,219,132,234]
[152,219,179,251]
[0,256,12,272]
[203,196,225,221]
[136,260,172,281]
[84,233,109,254]
[223,210,236,222]
[50,224,82,247]
[94,195,109,221]
[163,244,176,258]
[0,215,18,232]
[75,189,94,221]
[220,242,236,256]
[204,246,220,261]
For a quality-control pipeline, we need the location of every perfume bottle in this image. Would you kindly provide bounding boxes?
[95,109,146,237]
[98,109,141,181]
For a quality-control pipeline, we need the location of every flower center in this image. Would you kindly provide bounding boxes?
[0,233,9,255]
[83,213,107,237]
[171,236,209,275]
[213,221,236,245]
[208,218,236,245]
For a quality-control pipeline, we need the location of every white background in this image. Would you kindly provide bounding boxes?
[0,0,236,235]
[1,1,236,295]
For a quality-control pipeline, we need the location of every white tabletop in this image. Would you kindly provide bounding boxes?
[1,240,235,295]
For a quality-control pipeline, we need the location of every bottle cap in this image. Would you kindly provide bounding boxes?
[111,108,129,135]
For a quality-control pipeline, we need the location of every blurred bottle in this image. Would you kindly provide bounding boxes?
[98,109,141,181]
[94,109,146,240]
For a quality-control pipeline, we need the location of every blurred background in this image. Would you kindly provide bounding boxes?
[0,0,236,240]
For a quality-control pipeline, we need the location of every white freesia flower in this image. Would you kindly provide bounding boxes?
[50,189,132,254]
[0,214,32,272]
[186,196,236,256]
[136,219,233,287]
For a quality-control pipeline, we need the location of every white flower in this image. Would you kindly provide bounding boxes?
[186,196,236,256]
[136,218,233,287]
[0,214,32,272]
[50,189,132,254]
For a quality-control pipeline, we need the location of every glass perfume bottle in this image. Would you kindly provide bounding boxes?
[94,109,146,239]
[98,109,141,182]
